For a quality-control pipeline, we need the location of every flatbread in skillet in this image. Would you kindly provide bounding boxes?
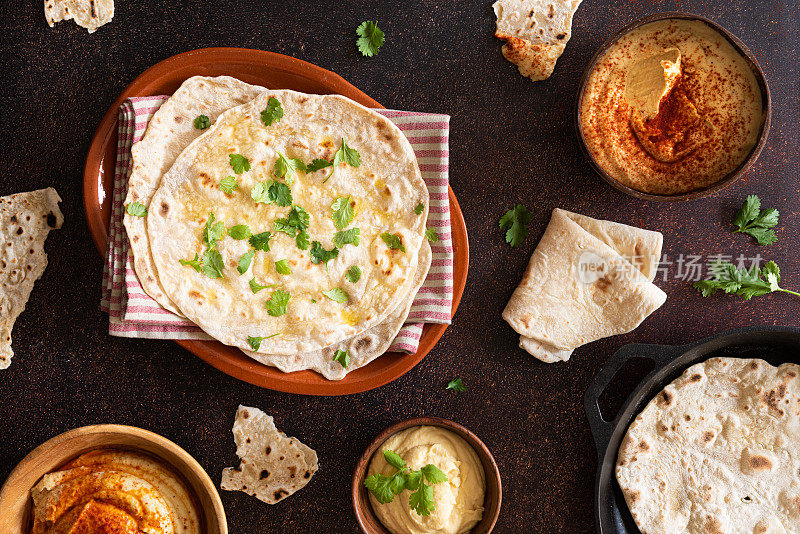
[617,357,800,534]
[221,405,318,504]
[493,0,583,81]
[0,188,63,369]
[503,208,665,363]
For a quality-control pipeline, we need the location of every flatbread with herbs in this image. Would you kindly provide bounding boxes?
[146,89,428,356]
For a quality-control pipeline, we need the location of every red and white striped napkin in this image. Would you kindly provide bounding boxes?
[101,96,453,354]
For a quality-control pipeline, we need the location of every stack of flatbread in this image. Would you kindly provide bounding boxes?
[617,357,800,533]
[123,76,431,380]
[493,0,583,81]
[221,405,318,504]
[0,188,63,369]
[503,208,666,363]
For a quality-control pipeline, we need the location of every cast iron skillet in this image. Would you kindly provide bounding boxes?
[584,326,800,533]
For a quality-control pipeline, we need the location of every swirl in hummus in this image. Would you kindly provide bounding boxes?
[580,19,763,195]
[367,426,486,534]
[31,449,200,534]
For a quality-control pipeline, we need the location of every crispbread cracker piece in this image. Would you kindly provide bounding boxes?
[493,0,583,81]
[44,0,114,33]
[221,406,318,504]
[0,188,62,369]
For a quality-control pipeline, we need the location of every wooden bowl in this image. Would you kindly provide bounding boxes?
[352,417,502,533]
[575,12,771,201]
[0,425,227,533]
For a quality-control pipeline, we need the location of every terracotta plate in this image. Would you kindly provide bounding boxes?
[83,48,469,395]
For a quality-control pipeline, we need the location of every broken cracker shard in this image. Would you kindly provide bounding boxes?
[493,0,584,81]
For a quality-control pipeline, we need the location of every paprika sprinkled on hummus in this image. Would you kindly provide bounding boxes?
[580,19,764,195]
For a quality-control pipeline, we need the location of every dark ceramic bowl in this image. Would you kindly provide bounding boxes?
[352,417,502,533]
[575,12,771,202]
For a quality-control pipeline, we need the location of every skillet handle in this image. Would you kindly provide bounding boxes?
[583,342,678,458]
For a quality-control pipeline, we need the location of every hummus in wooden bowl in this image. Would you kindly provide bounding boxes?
[0,425,226,534]
[577,13,770,200]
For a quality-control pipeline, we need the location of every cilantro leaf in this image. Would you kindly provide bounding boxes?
[260,97,283,127]
[295,230,310,250]
[414,203,424,215]
[381,232,405,252]
[425,228,439,242]
[220,175,238,194]
[249,231,272,252]
[201,249,224,279]
[202,212,226,248]
[274,152,306,186]
[179,253,202,272]
[333,349,350,369]
[229,153,251,174]
[325,139,361,183]
[346,265,361,283]
[446,378,466,392]
[421,464,448,485]
[356,20,385,57]
[247,333,279,351]
[364,473,396,504]
[409,483,436,517]
[249,278,276,293]
[265,289,291,317]
[268,181,293,207]
[332,196,355,229]
[306,158,333,173]
[693,260,800,300]
[193,115,210,130]
[126,201,147,217]
[384,450,406,470]
[322,287,348,303]
[251,181,271,204]
[275,259,291,275]
[273,220,298,237]
[499,205,534,247]
[238,250,255,274]
[733,195,779,245]
[310,241,339,265]
[334,228,360,248]
[228,224,252,240]
[404,470,422,491]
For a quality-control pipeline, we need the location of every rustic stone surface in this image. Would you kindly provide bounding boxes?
[0,1,796,532]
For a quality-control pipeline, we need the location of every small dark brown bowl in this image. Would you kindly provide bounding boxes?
[352,417,501,534]
[575,12,771,202]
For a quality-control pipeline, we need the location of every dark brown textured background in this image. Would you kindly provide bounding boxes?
[0,1,797,532]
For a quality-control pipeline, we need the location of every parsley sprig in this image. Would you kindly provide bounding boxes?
[694,261,800,300]
[364,450,448,517]
[356,21,385,57]
[733,195,779,245]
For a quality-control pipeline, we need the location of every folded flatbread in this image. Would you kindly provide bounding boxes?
[45,0,114,33]
[617,357,800,534]
[0,188,63,369]
[221,406,318,504]
[493,0,583,81]
[503,208,665,363]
